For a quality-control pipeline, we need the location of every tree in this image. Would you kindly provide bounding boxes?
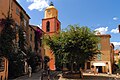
[0,15,16,60]
[44,25,100,72]
[18,27,27,53]
[27,52,41,72]
[0,12,27,79]
[44,56,50,70]
[19,11,27,53]
[0,15,22,78]
[118,59,120,69]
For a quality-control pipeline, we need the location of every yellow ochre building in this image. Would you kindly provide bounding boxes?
[85,32,114,74]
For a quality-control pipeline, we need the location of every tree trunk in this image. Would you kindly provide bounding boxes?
[71,63,73,73]
[79,68,83,78]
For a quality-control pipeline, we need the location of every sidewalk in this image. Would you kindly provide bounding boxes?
[58,72,120,80]
[83,72,120,78]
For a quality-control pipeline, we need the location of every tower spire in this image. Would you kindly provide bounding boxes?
[49,1,54,6]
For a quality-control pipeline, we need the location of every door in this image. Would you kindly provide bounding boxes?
[98,66,102,73]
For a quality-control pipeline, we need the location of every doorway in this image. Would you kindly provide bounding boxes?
[98,66,102,73]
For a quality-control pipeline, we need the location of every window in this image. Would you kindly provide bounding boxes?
[16,8,19,15]
[98,43,101,50]
[30,34,32,41]
[15,22,19,31]
[23,31,26,40]
[57,23,59,31]
[87,62,90,69]
[24,19,27,27]
[97,53,101,60]
[46,21,50,32]
[15,24,19,31]
[47,10,50,12]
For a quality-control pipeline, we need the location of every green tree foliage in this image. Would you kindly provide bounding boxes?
[0,15,27,78]
[0,16,16,59]
[44,25,99,71]
[34,31,39,52]
[19,11,27,53]
[118,59,120,69]
[44,56,50,64]
[18,27,26,53]
[44,56,50,70]
[27,50,41,72]
[0,16,24,78]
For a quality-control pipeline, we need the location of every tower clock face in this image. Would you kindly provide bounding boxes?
[47,10,50,12]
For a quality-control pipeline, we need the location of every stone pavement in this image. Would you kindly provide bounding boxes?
[13,69,60,80]
[13,71,120,80]
[58,72,120,80]
[13,69,44,80]
[83,72,120,78]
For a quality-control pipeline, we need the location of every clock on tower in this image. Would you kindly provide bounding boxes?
[42,2,61,36]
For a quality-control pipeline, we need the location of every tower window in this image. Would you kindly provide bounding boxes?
[46,21,50,32]
[57,23,59,31]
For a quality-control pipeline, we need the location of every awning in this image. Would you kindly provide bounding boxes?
[93,62,106,66]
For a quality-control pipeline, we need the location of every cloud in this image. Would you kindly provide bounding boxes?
[111,28,119,34]
[113,17,119,21]
[111,42,120,49]
[95,27,108,34]
[26,0,49,11]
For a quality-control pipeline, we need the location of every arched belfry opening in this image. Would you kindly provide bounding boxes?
[46,21,50,32]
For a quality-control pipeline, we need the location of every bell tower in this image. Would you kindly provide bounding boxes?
[45,2,58,19]
[42,2,61,70]
[42,2,61,36]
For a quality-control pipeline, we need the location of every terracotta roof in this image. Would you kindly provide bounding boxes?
[114,50,120,54]
[96,34,111,38]
[29,25,44,32]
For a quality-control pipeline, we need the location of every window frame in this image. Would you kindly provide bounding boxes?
[16,7,19,15]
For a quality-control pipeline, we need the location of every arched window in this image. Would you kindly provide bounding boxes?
[57,23,59,31]
[46,21,50,32]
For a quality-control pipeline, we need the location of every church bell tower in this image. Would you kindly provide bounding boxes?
[42,2,61,70]
[42,2,61,36]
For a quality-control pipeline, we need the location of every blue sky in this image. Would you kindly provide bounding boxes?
[17,0,120,49]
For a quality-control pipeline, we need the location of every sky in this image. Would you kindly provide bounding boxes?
[17,0,120,49]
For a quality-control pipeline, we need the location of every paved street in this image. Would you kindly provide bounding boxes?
[13,69,60,80]
[60,76,120,80]
[13,70,120,80]
[60,73,120,80]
